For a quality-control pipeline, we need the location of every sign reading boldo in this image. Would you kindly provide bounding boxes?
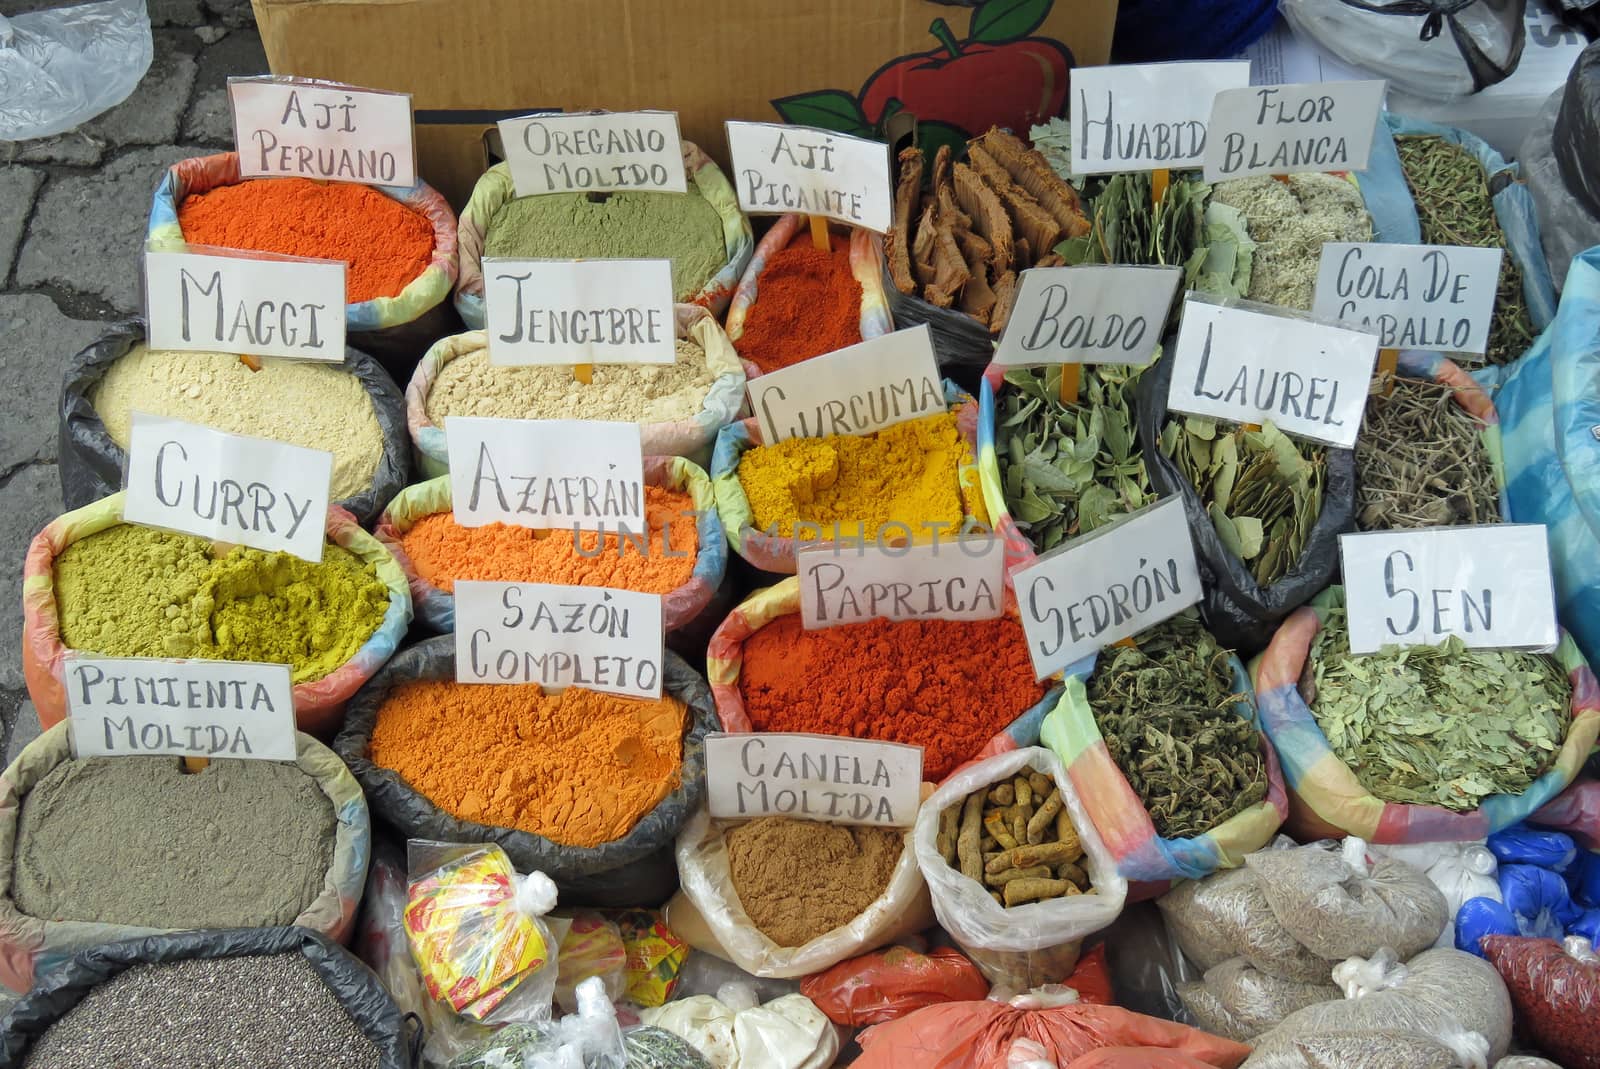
[995,264,1182,366]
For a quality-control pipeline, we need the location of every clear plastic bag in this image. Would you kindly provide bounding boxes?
[1492,1058,1563,1069]
[1521,89,1600,296]
[1156,866,1334,983]
[638,984,839,1069]
[1482,934,1600,1069]
[555,912,628,1017]
[1372,841,1501,949]
[0,0,152,141]
[1278,1030,1482,1069]
[1178,959,1338,1042]
[448,978,628,1069]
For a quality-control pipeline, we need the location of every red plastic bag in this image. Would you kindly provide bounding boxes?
[801,946,989,1027]
[1062,946,1113,1007]
[1066,1049,1224,1069]
[1483,934,1600,1068]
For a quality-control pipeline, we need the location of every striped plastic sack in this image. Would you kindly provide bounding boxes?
[375,456,727,636]
[452,143,753,328]
[406,304,745,478]
[724,214,893,381]
[0,724,369,993]
[710,383,987,576]
[20,494,413,737]
[1250,586,1600,844]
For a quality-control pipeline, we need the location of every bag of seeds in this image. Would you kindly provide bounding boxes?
[1135,354,1356,655]
[0,926,411,1069]
[0,724,370,994]
[453,143,752,328]
[912,747,1127,990]
[1482,934,1600,1069]
[1250,586,1600,843]
[407,305,745,477]
[1177,958,1338,1043]
[21,493,413,737]
[1521,47,1600,296]
[58,319,411,528]
[336,636,717,907]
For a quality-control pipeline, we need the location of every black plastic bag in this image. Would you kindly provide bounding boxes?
[1555,40,1600,218]
[882,265,992,396]
[1135,354,1356,655]
[335,637,718,908]
[57,320,411,528]
[0,926,413,1069]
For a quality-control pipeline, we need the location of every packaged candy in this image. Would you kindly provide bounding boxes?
[607,909,690,1008]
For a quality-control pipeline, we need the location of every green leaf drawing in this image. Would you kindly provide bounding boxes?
[970,0,1052,44]
[913,120,971,164]
[771,90,872,137]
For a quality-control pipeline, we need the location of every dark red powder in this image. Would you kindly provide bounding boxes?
[734,232,863,374]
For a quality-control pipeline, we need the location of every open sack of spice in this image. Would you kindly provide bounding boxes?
[58,320,411,527]
[1520,42,1600,294]
[335,636,718,907]
[1481,934,1600,1069]
[20,493,412,736]
[1249,587,1600,843]
[710,384,985,576]
[1038,611,1288,885]
[0,927,412,1069]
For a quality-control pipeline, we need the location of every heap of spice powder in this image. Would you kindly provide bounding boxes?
[737,411,972,541]
[724,817,904,947]
[368,680,686,846]
[734,231,862,374]
[401,486,698,595]
[178,177,434,303]
[738,615,1045,780]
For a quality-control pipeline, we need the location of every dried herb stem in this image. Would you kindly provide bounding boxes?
[1356,375,1500,530]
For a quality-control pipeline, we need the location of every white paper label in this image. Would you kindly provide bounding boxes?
[122,413,331,562]
[1013,497,1202,680]
[1339,525,1558,655]
[1312,243,1504,356]
[228,77,415,187]
[994,265,1182,366]
[454,581,663,699]
[66,656,296,761]
[1167,297,1378,448]
[1202,80,1385,182]
[445,417,644,532]
[144,248,345,362]
[1071,61,1252,175]
[704,733,923,827]
[798,535,1005,629]
[726,120,892,233]
[499,111,686,197]
[749,324,943,443]
[482,258,675,366]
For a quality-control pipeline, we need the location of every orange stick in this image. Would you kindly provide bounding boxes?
[1059,363,1081,406]
[809,214,831,251]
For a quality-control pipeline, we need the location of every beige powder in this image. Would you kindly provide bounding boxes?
[724,816,904,947]
[93,346,384,501]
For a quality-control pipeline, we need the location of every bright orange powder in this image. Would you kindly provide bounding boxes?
[178,178,434,303]
[401,486,699,595]
[369,680,687,847]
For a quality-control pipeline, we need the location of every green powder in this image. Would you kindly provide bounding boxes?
[54,525,389,684]
[484,189,726,301]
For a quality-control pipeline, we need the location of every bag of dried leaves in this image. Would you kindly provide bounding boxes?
[1250,587,1600,845]
[1038,612,1288,886]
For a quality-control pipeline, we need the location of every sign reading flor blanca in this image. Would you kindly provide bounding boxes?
[798,535,1005,629]
[445,417,645,532]
[1312,243,1504,356]
[1070,60,1251,175]
[749,324,943,443]
[482,258,676,366]
[499,110,686,197]
[705,733,923,827]
[144,248,345,362]
[995,265,1182,365]
[1202,80,1385,183]
[228,76,415,187]
[726,120,892,232]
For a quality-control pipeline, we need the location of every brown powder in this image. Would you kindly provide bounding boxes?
[724,816,904,947]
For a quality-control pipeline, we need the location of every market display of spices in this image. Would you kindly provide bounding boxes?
[937,765,1095,906]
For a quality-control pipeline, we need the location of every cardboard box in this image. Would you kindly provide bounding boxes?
[251,0,1117,209]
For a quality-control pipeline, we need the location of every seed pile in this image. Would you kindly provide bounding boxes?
[725,817,904,947]
[937,767,1094,906]
[1356,377,1500,530]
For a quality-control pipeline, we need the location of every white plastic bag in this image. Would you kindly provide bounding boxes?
[1371,841,1501,949]
[0,0,152,141]
[638,984,838,1069]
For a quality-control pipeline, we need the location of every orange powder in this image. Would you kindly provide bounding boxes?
[401,485,698,595]
[177,178,434,303]
[369,680,687,847]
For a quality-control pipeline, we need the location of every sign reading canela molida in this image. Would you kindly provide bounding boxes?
[1312,243,1505,356]
[445,417,645,532]
[798,534,1005,629]
[66,656,296,762]
[454,581,663,699]
[1012,496,1202,680]
[1069,60,1251,176]
[482,258,676,366]
[704,733,923,827]
[122,413,332,563]
[749,324,943,443]
[1202,80,1385,183]
[725,120,892,233]
[498,110,687,197]
[228,76,416,187]
[144,248,345,362]
[994,265,1183,366]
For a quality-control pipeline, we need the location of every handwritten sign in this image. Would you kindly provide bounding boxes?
[445,417,644,532]
[726,120,892,232]
[1339,525,1558,655]
[1202,80,1385,182]
[454,581,663,699]
[144,248,345,362]
[499,110,686,197]
[798,535,1005,629]
[66,656,295,761]
[995,265,1182,366]
[705,733,923,827]
[482,258,675,366]
[1167,297,1378,448]
[749,324,943,443]
[122,413,331,562]
[228,76,415,187]
[1312,243,1504,356]
[1070,61,1251,175]
[1013,497,1202,679]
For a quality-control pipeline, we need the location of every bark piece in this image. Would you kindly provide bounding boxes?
[888,147,924,295]
[979,127,1092,239]
[951,161,1013,270]
[970,144,1061,265]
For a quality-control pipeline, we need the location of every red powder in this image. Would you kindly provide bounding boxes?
[734,232,863,373]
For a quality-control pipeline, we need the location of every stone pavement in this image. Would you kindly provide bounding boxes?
[0,1,267,768]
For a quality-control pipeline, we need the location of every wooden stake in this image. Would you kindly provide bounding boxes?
[573,364,593,384]
[183,757,209,773]
[239,355,261,372]
[1059,363,1081,406]
[1376,347,1399,397]
[809,214,831,252]
[1151,168,1170,207]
